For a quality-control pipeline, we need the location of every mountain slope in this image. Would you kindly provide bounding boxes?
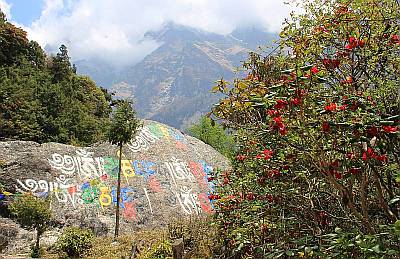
[77,24,278,129]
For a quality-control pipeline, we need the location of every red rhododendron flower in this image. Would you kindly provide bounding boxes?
[376,154,388,163]
[311,66,319,74]
[295,89,307,98]
[247,192,255,200]
[350,100,359,111]
[261,224,268,233]
[346,153,356,159]
[257,176,266,185]
[339,104,348,110]
[346,37,365,50]
[236,154,246,161]
[268,169,281,178]
[274,99,288,110]
[267,109,279,116]
[323,58,340,69]
[282,165,290,170]
[280,75,288,81]
[362,147,376,161]
[272,116,288,135]
[226,195,235,200]
[331,160,340,168]
[263,149,274,159]
[367,127,378,137]
[223,178,229,185]
[273,116,283,124]
[291,98,301,106]
[390,35,400,44]
[322,122,330,132]
[349,168,361,175]
[325,103,337,112]
[256,154,263,159]
[334,171,342,179]
[208,194,221,200]
[346,37,357,49]
[279,125,288,135]
[383,126,398,133]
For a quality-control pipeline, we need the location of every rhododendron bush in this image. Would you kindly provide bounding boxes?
[210,0,400,257]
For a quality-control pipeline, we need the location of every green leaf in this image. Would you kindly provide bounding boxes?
[388,197,400,205]
[300,65,313,71]
[379,120,394,125]
[211,85,220,93]
[316,76,327,83]
[371,245,381,253]
[281,68,295,74]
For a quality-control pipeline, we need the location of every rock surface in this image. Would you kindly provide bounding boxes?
[0,120,230,252]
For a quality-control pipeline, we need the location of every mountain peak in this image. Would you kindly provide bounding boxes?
[144,22,226,43]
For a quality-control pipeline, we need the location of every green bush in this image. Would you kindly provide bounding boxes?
[56,227,93,258]
[139,239,172,259]
[187,116,235,159]
[30,244,44,258]
[9,194,51,258]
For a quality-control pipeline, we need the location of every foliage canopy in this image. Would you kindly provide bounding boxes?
[9,195,52,256]
[187,116,235,159]
[0,18,113,146]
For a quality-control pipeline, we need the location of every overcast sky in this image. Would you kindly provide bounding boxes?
[1,0,295,65]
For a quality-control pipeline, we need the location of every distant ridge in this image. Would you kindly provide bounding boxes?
[76,24,278,129]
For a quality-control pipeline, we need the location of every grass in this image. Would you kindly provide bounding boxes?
[41,215,219,259]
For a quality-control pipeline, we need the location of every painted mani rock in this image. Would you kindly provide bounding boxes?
[0,120,230,231]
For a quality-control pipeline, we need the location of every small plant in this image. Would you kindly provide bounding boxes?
[30,244,44,258]
[138,239,172,259]
[9,194,51,258]
[56,227,94,258]
[0,160,5,169]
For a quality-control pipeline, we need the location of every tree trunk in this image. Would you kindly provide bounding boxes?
[35,229,40,256]
[172,238,184,259]
[114,144,123,239]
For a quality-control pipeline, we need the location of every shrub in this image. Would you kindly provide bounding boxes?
[187,116,235,159]
[56,227,93,258]
[210,0,400,257]
[138,239,172,259]
[9,194,51,258]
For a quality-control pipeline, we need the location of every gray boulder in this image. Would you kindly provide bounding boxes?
[0,120,229,239]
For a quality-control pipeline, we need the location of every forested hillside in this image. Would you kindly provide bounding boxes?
[0,12,113,146]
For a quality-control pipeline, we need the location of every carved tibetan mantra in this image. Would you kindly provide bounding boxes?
[0,120,230,232]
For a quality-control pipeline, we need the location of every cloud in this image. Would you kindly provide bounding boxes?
[0,0,12,20]
[21,0,293,65]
